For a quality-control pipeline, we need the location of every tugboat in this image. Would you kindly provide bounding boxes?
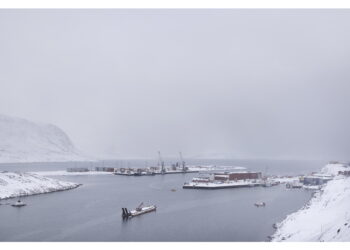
[11,200,26,207]
[122,202,157,219]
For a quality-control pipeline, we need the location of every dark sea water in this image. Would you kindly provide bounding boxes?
[0,159,324,241]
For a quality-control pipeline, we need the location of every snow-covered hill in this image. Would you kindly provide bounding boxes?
[272,163,350,242]
[0,171,80,200]
[0,114,89,163]
[320,162,348,176]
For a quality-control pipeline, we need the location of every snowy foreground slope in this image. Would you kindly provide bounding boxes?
[0,114,89,163]
[272,163,350,242]
[0,172,80,200]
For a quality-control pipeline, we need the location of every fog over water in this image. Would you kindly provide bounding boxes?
[1,9,350,160]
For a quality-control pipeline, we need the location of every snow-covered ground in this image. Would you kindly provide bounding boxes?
[0,114,91,163]
[0,171,81,200]
[271,163,350,242]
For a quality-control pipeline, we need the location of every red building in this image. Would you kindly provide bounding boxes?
[214,172,262,181]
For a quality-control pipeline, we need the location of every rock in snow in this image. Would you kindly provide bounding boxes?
[272,163,350,242]
[0,114,89,163]
[0,171,80,200]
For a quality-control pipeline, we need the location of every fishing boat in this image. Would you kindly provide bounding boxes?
[254,202,266,207]
[11,200,26,207]
[122,202,156,219]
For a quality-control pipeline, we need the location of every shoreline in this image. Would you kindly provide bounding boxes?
[270,163,350,241]
[0,171,82,200]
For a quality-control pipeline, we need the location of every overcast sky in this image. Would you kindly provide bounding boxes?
[1,9,350,160]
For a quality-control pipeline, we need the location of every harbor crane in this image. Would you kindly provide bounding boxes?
[136,202,144,211]
[179,152,186,172]
[158,151,165,174]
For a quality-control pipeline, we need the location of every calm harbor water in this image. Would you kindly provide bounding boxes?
[0,159,322,241]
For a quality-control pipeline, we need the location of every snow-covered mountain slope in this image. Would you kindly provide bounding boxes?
[0,171,80,200]
[0,114,89,163]
[272,163,350,242]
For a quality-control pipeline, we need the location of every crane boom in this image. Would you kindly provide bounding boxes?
[179,151,186,172]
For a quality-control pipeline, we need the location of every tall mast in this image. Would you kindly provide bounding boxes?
[179,151,186,172]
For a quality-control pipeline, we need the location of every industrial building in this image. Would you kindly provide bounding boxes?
[302,174,333,186]
[95,167,115,172]
[66,167,89,172]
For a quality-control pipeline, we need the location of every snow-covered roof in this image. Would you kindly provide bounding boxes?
[321,163,349,176]
[304,174,333,180]
[214,175,229,178]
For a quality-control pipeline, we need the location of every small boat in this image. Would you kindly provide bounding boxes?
[133,171,156,176]
[263,181,272,187]
[171,188,176,192]
[272,181,280,186]
[145,172,156,176]
[122,202,156,219]
[11,200,26,207]
[254,202,266,207]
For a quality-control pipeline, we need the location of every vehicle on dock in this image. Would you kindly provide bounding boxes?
[11,200,26,207]
[122,202,157,219]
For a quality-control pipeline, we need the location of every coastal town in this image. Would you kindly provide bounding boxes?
[56,160,345,192]
[2,157,350,241]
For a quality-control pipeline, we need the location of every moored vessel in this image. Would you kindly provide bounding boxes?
[122,202,157,219]
[11,200,26,207]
